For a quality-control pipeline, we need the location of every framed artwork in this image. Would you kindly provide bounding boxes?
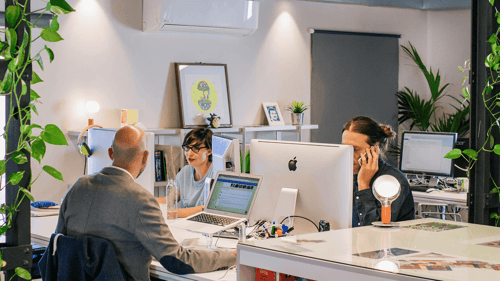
[262,102,285,126]
[175,63,233,128]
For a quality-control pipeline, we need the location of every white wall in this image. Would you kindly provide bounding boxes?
[427,9,471,114]
[28,0,470,202]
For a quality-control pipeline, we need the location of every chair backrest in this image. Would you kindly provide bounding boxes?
[39,233,126,281]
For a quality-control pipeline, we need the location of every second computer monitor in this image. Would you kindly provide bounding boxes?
[399,131,457,177]
[212,134,241,176]
[250,139,353,232]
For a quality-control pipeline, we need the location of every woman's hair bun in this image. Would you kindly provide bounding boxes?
[380,125,396,140]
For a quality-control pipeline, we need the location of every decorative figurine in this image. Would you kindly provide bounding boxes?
[207,113,220,128]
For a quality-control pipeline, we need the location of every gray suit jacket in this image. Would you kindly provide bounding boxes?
[56,167,235,281]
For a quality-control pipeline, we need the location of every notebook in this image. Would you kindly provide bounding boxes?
[169,171,263,234]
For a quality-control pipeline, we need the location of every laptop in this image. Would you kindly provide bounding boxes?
[169,171,263,234]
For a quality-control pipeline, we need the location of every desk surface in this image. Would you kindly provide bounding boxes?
[238,218,500,281]
[31,216,237,281]
[412,190,467,206]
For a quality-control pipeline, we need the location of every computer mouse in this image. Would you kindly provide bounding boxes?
[426,188,440,193]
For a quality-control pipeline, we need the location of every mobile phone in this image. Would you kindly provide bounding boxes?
[357,144,379,166]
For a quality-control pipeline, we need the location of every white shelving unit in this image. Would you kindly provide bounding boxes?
[69,124,318,192]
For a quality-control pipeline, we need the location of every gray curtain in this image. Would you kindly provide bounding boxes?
[311,30,400,165]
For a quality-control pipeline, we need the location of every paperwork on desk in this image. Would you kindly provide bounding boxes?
[31,206,60,217]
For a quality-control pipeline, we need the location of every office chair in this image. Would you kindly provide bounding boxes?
[39,233,125,281]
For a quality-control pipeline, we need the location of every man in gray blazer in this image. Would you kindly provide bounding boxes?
[56,126,236,280]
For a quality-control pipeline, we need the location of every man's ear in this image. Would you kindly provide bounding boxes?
[108,147,114,160]
[142,150,150,165]
[206,148,212,157]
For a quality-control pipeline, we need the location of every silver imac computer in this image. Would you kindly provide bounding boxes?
[250,139,353,233]
[212,134,241,176]
[399,131,457,188]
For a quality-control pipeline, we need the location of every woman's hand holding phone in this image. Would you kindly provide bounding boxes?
[358,145,379,191]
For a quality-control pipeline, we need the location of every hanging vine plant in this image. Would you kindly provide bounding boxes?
[445,0,500,226]
[0,0,74,278]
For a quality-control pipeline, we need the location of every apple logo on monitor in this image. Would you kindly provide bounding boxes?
[288,157,297,171]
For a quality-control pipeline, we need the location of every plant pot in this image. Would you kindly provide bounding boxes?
[291,113,304,125]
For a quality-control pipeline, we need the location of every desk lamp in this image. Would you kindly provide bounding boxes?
[85,100,100,126]
[372,175,401,227]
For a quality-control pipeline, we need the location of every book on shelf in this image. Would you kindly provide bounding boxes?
[154,150,164,182]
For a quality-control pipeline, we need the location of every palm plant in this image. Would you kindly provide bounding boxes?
[396,87,436,131]
[397,42,469,136]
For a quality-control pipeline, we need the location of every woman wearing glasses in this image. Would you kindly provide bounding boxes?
[175,128,213,218]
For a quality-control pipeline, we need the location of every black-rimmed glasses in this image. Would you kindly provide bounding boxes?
[182,145,207,153]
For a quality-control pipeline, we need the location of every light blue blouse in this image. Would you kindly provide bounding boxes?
[175,164,214,208]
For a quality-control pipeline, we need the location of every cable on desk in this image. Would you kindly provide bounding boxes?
[279,216,320,232]
[84,156,87,175]
[218,265,236,280]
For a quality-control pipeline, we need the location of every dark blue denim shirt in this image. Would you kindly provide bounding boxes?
[352,158,415,227]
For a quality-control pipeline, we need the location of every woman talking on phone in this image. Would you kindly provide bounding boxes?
[342,116,414,227]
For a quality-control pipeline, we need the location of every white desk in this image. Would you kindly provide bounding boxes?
[412,191,468,219]
[31,216,238,281]
[237,218,500,281]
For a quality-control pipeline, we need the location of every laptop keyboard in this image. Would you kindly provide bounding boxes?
[187,213,239,226]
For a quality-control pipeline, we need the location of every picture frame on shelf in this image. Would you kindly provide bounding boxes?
[174,63,233,128]
[262,102,285,126]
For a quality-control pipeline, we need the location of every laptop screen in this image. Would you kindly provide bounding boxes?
[206,173,261,215]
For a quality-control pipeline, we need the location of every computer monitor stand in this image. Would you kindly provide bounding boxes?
[272,188,298,225]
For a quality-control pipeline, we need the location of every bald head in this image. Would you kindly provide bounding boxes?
[109,126,149,178]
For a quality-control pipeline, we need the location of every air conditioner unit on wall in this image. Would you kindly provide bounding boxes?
[143,0,259,36]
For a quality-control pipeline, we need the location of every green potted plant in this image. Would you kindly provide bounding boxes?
[397,42,470,137]
[287,101,309,125]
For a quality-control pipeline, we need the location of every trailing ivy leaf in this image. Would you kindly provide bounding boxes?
[41,27,64,42]
[490,135,495,149]
[21,141,32,154]
[490,0,495,6]
[31,89,41,102]
[21,80,27,96]
[491,213,500,219]
[462,76,467,85]
[488,34,497,44]
[458,66,464,72]
[41,124,68,145]
[50,0,75,14]
[0,42,7,52]
[14,48,25,70]
[12,150,28,165]
[45,46,55,62]
[461,87,470,99]
[15,267,32,280]
[21,31,30,50]
[50,15,60,32]
[0,160,5,175]
[32,72,43,85]
[0,225,8,235]
[32,139,46,163]
[30,103,39,115]
[5,6,21,28]
[0,47,12,61]
[463,149,478,160]
[8,171,25,185]
[20,188,34,202]
[35,54,44,71]
[1,70,13,93]
[7,59,17,73]
[444,148,462,159]
[6,29,17,54]
[43,165,64,181]
[494,144,500,155]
